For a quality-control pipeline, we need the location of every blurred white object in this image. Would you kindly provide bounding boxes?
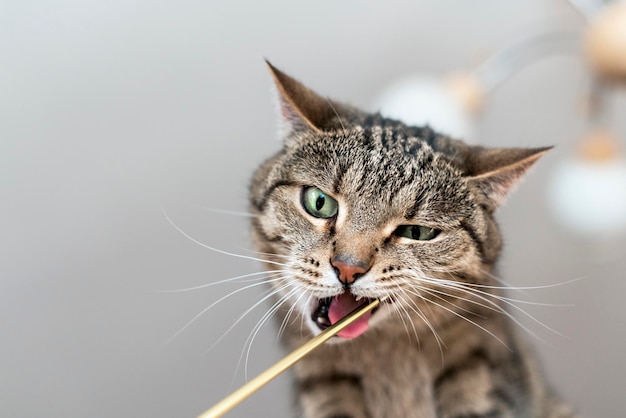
[373,74,483,142]
[548,131,626,237]
[584,2,626,82]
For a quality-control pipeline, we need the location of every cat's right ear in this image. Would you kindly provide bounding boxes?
[266,60,338,137]
[465,146,552,211]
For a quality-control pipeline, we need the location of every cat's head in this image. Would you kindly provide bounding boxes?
[250,61,549,340]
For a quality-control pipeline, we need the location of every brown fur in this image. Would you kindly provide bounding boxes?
[249,61,577,418]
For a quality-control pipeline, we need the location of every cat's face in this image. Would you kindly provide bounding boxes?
[250,62,548,341]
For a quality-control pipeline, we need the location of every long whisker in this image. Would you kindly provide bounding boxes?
[393,290,425,347]
[155,270,286,293]
[300,294,314,339]
[276,290,308,342]
[234,246,290,260]
[402,287,511,350]
[417,277,544,339]
[424,270,585,292]
[237,283,295,361]
[400,292,446,366]
[242,286,300,380]
[414,285,493,322]
[426,283,551,344]
[429,277,561,342]
[423,275,568,340]
[163,209,287,267]
[407,281,495,317]
[431,272,574,308]
[477,268,533,296]
[412,269,576,337]
[204,277,293,353]
[388,291,417,343]
[161,276,287,346]
[226,283,297,391]
[469,277,585,291]
[393,282,446,355]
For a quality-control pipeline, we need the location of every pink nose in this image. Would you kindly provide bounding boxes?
[331,258,368,285]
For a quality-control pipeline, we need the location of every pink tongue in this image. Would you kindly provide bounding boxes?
[327,293,372,339]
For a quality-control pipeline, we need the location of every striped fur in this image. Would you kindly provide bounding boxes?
[248,62,577,418]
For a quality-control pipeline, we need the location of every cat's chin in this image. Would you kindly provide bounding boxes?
[310,293,381,339]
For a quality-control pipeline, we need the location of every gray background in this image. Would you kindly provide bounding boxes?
[2,1,625,417]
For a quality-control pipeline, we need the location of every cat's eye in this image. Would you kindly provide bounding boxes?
[394,225,440,241]
[301,187,338,219]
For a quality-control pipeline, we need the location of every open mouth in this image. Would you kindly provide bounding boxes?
[311,293,379,339]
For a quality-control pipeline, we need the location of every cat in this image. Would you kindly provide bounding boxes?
[248,61,577,418]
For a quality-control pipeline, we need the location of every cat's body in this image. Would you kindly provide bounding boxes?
[249,62,576,418]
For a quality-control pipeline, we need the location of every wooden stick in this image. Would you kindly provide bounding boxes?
[197,299,380,418]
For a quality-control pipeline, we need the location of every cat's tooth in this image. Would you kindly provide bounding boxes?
[315,315,331,329]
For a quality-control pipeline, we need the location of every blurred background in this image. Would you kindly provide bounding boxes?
[2,1,625,417]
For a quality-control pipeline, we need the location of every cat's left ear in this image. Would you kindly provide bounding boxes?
[466,146,552,211]
[266,60,343,137]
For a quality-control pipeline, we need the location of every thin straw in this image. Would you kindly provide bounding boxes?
[197,299,381,418]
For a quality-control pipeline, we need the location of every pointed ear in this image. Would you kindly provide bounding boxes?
[466,146,552,210]
[266,60,341,136]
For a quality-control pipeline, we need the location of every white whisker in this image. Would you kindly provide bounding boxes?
[162,209,287,267]
[423,275,568,341]
[204,278,292,353]
[402,287,511,350]
[300,293,314,339]
[155,270,286,293]
[242,286,300,380]
[161,276,287,346]
[408,281,495,317]
[438,274,585,292]
[394,283,447,357]
[389,291,417,343]
[276,289,307,342]
[234,246,290,260]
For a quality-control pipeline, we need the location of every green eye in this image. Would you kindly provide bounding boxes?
[394,225,440,241]
[302,187,338,219]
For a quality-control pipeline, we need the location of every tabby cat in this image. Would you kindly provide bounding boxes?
[248,61,576,418]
